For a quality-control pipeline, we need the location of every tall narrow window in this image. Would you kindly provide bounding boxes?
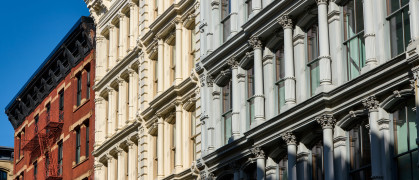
[393,100,418,179]
[75,128,81,164]
[18,135,21,159]
[222,80,233,145]
[275,46,285,112]
[349,122,371,179]
[247,68,255,128]
[34,115,39,132]
[85,123,89,157]
[343,0,365,80]
[77,75,82,106]
[306,25,320,96]
[58,142,63,175]
[221,0,231,42]
[190,111,196,161]
[45,154,50,176]
[33,161,37,180]
[171,124,176,171]
[311,142,323,180]
[171,45,176,83]
[246,0,253,19]
[59,90,64,122]
[46,103,50,121]
[153,61,158,96]
[388,0,410,57]
[86,68,91,99]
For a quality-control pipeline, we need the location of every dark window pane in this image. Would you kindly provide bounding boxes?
[397,154,412,180]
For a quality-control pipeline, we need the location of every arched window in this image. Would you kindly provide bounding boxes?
[0,170,7,180]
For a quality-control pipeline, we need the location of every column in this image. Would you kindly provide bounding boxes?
[95,97,105,146]
[315,114,336,180]
[107,87,116,136]
[199,74,208,154]
[229,162,240,180]
[362,96,383,179]
[118,13,126,61]
[315,0,333,91]
[109,25,116,68]
[174,102,183,172]
[262,49,275,119]
[293,26,308,102]
[238,69,247,134]
[95,35,106,79]
[227,58,241,140]
[94,163,105,180]
[333,126,348,180]
[211,1,221,48]
[212,84,222,148]
[281,132,297,180]
[117,78,127,130]
[378,117,391,180]
[409,0,419,43]
[116,148,126,180]
[361,0,377,72]
[206,76,215,152]
[413,67,419,168]
[248,37,265,126]
[107,154,116,180]
[157,116,164,179]
[230,0,238,35]
[252,0,262,14]
[158,0,163,16]
[251,146,265,180]
[157,38,164,94]
[278,15,296,107]
[128,3,136,51]
[296,144,309,180]
[128,69,136,123]
[127,140,137,180]
[175,19,183,85]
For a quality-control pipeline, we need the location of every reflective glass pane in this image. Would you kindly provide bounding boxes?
[411,151,419,178]
[278,82,285,109]
[225,112,232,144]
[407,102,417,149]
[355,0,364,33]
[403,9,411,49]
[395,109,409,154]
[390,13,405,57]
[389,0,400,13]
[310,62,320,96]
[347,38,361,79]
[397,154,412,180]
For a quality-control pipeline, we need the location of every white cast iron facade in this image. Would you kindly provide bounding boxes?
[197,0,419,179]
[85,0,201,179]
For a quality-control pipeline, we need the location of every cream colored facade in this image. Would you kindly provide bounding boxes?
[85,0,201,179]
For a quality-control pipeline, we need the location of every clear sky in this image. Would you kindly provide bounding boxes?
[0,1,90,147]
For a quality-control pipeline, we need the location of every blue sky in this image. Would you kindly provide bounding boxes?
[0,1,89,147]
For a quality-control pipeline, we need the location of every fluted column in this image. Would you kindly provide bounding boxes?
[227,58,241,140]
[117,78,127,130]
[175,19,183,85]
[157,116,164,179]
[315,0,333,90]
[107,154,116,180]
[316,114,336,180]
[248,37,265,126]
[412,67,419,168]
[251,147,265,180]
[94,163,105,180]
[127,140,137,180]
[174,102,183,172]
[157,38,164,94]
[206,76,215,152]
[95,97,105,147]
[212,84,222,148]
[128,3,136,51]
[95,35,106,79]
[128,69,136,123]
[116,148,126,180]
[211,1,221,48]
[118,13,126,61]
[107,87,116,136]
[362,0,377,72]
[109,25,116,69]
[362,96,383,179]
[278,15,296,106]
[281,132,297,180]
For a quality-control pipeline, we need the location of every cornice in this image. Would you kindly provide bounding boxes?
[97,0,128,30]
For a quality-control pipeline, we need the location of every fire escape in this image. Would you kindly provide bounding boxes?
[23,109,64,180]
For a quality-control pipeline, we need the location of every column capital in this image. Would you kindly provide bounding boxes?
[96,35,105,43]
[117,12,126,19]
[315,0,329,6]
[362,96,380,112]
[315,114,336,129]
[105,154,114,161]
[115,147,124,156]
[106,86,115,94]
[281,131,297,145]
[251,146,265,159]
[108,24,115,30]
[277,15,293,29]
[227,56,239,69]
[200,74,206,87]
[206,75,214,87]
[116,77,125,85]
[94,163,103,170]
[128,2,136,8]
[248,36,262,50]
[95,97,104,104]
[128,68,136,76]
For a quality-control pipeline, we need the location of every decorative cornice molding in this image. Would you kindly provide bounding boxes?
[315,114,336,129]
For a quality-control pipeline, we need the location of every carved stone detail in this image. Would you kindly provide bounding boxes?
[315,0,329,5]
[362,96,379,112]
[251,146,265,159]
[248,36,262,49]
[277,15,293,29]
[315,114,336,129]
[281,131,297,145]
[206,75,214,87]
[227,56,239,68]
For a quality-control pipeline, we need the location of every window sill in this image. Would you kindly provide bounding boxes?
[72,156,88,169]
[73,99,89,113]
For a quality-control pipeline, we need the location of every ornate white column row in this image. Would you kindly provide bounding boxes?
[175,19,183,85]
[315,114,336,180]
[251,147,266,180]
[206,76,215,152]
[128,69,138,123]
[281,132,296,180]
[228,58,241,140]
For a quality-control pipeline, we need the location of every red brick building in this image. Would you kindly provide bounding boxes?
[5,17,96,180]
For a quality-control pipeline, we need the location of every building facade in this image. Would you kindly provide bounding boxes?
[197,0,419,179]
[85,0,201,179]
[5,17,96,180]
[0,147,14,180]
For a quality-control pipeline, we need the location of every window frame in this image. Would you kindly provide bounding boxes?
[305,24,321,96]
[221,80,233,145]
[386,0,410,57]
[86,68,91,99]
[220,0,232,42]
[85,123,89,158]
[76,74,82,106]
[75,128,81,164]
[58,141,63,175]
[246,67,255,128]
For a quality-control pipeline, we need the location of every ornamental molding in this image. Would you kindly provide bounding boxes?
[315,114,336,129]
[251,146,265,159]
[206,75,214,87]
[227,56,239,69]
[248,36,262,49]
[362,96,380,112]
[277,15,293,29]
[200,74,206,87]
[377,119,390,131]
[281,131,297,145]
[315,0,329,5]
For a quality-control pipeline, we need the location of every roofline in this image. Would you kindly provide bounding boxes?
[5,17,87,111]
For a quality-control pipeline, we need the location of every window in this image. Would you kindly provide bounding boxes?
[343,0,365,80]
[349,122,371,179]
[275,47,285,112]
[45,154,50,176]
[311,142,323,180]
[171,124,176,171]
[75,128,81,164]
[33,161,37,180]
[221,0,231,42]
[222,80,233,145]
[190,29,196,71]
[46,103,51,121]
[171,45,176,83]
[34,115,39,132]
[85,123,89,157]
[278,158,288,180]
[58,142,63,175]
[0,170,7,180]
[190,111,197,161]
[86,68,91,99]
[77,75,82,106]
[59,90,64,122]
[246,0,253,19]
[392,100,418,179]
[387,0,410,57]
[247,68,255,128]
[306,25,320,96]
